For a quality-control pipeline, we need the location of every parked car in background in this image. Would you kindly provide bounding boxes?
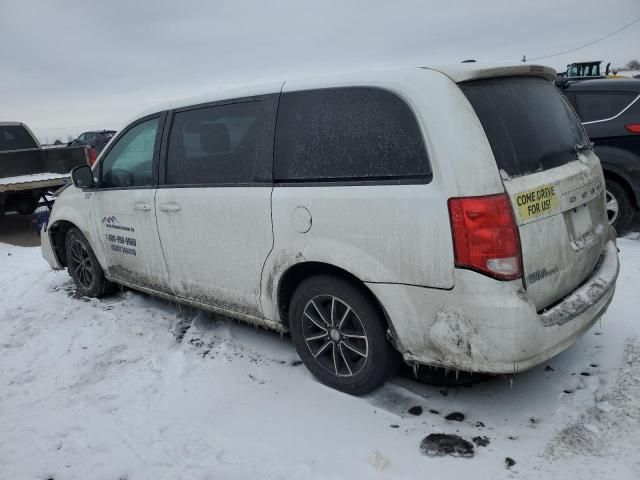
[42,63,618,395]
[560,78,640,232]
[69,130,116,153]
[1,122,93,216]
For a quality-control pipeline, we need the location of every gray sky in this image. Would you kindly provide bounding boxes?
[1,0,639,143]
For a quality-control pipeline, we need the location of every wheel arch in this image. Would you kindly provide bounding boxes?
[275,261,398,343]
[598,151,640,209]
[48,219,79,267]
[603,167,639,208]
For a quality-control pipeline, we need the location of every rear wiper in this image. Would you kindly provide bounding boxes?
[575,141,594,154]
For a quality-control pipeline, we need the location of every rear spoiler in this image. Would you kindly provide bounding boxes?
[423,63,557,83]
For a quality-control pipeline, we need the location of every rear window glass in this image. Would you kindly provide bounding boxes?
[574,92,637,122]
[0,125,38,151]
[461,76,588,177]
[274,87,430,182]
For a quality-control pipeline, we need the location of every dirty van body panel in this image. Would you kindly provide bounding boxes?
[461,76,608,311]
[265,183,453,312]
[155,187,273,318]
[92,189,171,293]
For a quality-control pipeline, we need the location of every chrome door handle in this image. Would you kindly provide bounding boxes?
[133,202,152,211]
[159,203,181,212]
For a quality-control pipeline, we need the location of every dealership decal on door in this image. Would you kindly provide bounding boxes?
[515,184,559,221]
[102,215,137,256]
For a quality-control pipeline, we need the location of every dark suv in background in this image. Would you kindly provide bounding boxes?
[560,79,640,232]
[68,130,116,153]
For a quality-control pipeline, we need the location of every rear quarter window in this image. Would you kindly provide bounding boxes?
[461,76,588,177]
[574,92,638,122]
[274,87,430,182]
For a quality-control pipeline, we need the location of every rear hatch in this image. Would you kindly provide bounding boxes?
[461,76,608,311]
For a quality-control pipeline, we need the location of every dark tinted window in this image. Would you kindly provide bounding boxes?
[0,125,38,151]
[101,118,158,188]
[461,76,588,177]
[167,99,274,185]
[575,92,637,122]
[274,87,430,182]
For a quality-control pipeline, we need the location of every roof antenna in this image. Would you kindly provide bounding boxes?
[461,59,476,63]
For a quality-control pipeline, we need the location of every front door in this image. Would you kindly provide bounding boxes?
[91,115,170,292]
[155,96,278,318]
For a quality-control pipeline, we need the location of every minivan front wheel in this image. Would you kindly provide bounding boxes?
[65,228,114,298]
[605,179,634,233]
[289,276,398,395]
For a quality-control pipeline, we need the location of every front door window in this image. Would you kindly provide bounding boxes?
[101,118,158,188]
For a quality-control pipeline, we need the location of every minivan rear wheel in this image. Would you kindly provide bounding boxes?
[605,179,634,234]
[65,228,115,298]
[289,275,398,395]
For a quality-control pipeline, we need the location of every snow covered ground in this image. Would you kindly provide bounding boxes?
[1,237,639,480]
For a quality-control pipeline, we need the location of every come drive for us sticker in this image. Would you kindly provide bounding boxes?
[515,184,559,221]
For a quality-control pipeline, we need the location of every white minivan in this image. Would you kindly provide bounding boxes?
[42,63,619,394]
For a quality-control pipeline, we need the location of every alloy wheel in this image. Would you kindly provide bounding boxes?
[302,295,369,377]
[605,189,619,225]
[69,239,95,290]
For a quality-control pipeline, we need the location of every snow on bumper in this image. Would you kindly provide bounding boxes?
[367,237,619,375]
[41,225,63,270]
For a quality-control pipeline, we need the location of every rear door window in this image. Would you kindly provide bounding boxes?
[166,97,276,185]
[274,87,430,182]
[574,92,637,122]
[461,76,588,177]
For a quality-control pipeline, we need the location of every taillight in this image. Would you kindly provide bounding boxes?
[448,193,522,280]
[624,124,640,134]
[87,146,98,166]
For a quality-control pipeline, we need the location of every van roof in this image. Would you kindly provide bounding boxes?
[136,62,556,119]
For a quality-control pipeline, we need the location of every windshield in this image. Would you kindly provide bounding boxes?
[460,76,588,177]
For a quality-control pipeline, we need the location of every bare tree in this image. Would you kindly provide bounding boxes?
[626,59,640,70]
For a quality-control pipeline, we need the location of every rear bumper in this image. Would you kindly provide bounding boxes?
[367,232,619,374]
[539,239,619,326]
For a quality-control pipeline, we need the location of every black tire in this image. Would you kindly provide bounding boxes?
[289,275,399,395]
[605,179,635,234]
[65,227,115,298]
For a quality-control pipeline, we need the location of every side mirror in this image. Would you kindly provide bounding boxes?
[71,165,95,189]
